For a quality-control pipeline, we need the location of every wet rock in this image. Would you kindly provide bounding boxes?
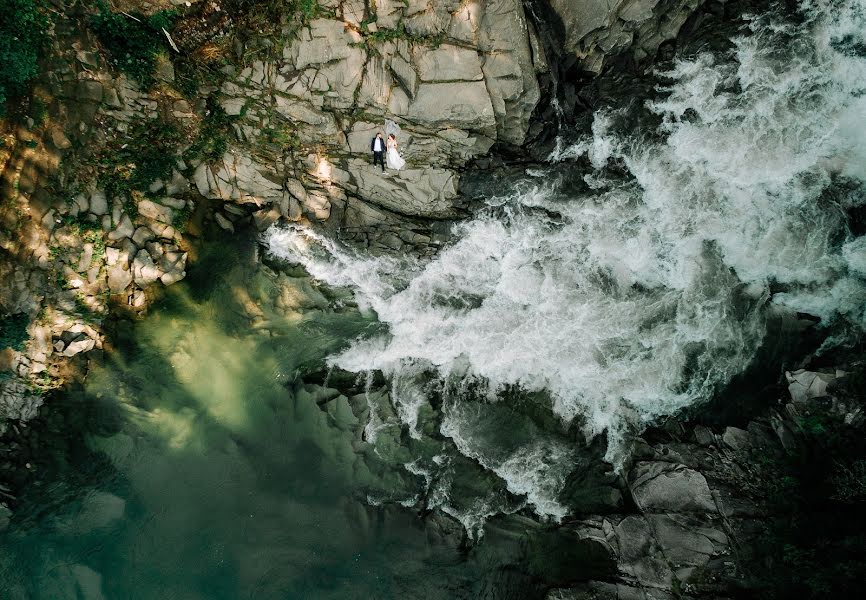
[253,207,281,231]
[786,369,840,403]
[629,461,717,514]
[545,0,703,72]
[214,212,235,232]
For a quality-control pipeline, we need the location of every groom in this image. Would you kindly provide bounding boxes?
[370,132,385,172]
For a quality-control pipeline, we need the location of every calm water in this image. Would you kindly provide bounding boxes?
[0,236,605,599]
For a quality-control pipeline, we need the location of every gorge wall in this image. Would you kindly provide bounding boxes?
[0,0,705,429]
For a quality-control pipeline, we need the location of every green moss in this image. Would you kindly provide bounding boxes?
[90,0,176,87]
[0,0,48,115]
[0,313,30,351]
[360,20,445,48]
[172,204,193,231]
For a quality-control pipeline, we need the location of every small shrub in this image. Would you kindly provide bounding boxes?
[90,0,176,86]
[187,99,233,163]
[830,459,866,503]
[0,313,30,351]
[99,117,185,202]
[0,0,49,115]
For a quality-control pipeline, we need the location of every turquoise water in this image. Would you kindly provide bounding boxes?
[0,236,607,599]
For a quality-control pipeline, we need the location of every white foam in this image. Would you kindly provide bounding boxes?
[265,0,866,518]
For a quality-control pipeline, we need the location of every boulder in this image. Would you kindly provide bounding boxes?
[786,369,839,403]
[132,250,161,287]
[137,200,175,224]
[63,337,95,357]
[214,212,235,232]
[629,461,717,514]
[89,191,108,216]
[107,214,134,241]
[107,261,133,293]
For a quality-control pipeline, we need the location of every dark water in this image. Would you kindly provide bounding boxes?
[0,236,608,599]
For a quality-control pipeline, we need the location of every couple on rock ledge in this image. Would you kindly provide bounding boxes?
[370,132,405,172]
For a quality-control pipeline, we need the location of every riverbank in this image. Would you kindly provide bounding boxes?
[2,0,866,598]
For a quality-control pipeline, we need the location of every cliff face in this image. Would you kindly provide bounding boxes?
[542,0,705,72]
[195,0,544,251]
[0,0,705,446]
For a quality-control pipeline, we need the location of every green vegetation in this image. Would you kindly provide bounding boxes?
[758,366,866,599]
[262,122,300,151]
[90,0,176,87]
[187,98,234,163]
[0,0,49,115]
[359,19,445,48]
[0,313,30,351]
[225,0,322,24]
[99,117,184,214]
[172,204,193,231]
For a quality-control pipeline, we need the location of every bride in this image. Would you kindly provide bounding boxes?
[386,134,406,170]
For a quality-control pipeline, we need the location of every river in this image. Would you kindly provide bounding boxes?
[1,0,865,598]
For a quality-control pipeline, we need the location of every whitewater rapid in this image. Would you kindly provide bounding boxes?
[266,0,866,521]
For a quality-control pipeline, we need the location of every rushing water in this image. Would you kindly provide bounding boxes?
[1,237,610,598]
[2,1,866,597]
[266,0,866,511]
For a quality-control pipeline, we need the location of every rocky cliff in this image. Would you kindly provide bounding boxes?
[1,0,706,429]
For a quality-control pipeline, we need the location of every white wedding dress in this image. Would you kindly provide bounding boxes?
[386,142,406,170]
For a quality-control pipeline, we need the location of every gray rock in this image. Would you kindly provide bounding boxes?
[214,212,235,232]
[408,82,496,130]
[693,425,715,446]
[77,80,104,102]
[0,378,42,421]
[722,426,751,452]
[414,44,484,82]
[131,226,155,247]
[629,461,717,514]
[107,214,134,242]
[132,250,161,287]
[647,513,726,566]
[89,191,108,216]
[786,369,838,403]
[138,199,175,223]
[107,261,133,294]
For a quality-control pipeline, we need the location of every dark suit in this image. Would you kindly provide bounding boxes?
[371,136,385,171]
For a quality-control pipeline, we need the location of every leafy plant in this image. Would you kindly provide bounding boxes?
[0,0,49,115]
[0,313,30,351]
[187,98,234,163]
[99,117,185,205]
[90,0,176,86]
